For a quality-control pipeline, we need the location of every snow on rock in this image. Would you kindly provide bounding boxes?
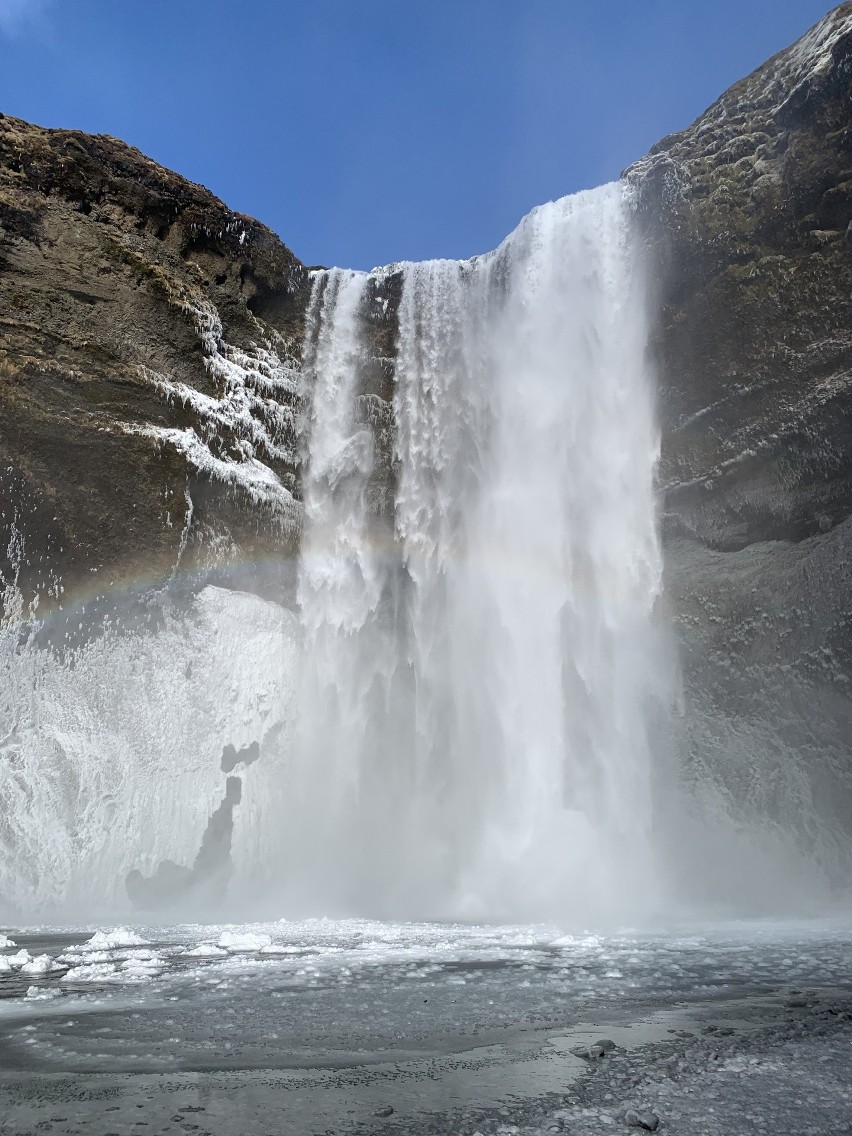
[126,294,302,528]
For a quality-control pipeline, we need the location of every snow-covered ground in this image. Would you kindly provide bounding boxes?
[0,919,850,1134]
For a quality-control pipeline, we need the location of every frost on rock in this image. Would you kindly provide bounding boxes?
[126,291,304,535]
[0,584,298,914]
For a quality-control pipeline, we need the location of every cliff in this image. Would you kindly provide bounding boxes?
[0,114,312,623]
[627,2,852,869]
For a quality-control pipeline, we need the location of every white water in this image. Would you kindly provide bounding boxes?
[290,183,668,922]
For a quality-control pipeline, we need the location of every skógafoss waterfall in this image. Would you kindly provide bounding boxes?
[0,181,673,920]
[288,181,666,921]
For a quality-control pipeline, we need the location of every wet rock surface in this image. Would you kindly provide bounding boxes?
[376,995,852,1136]
[625,3,852,889]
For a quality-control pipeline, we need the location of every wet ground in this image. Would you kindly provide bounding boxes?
[0,919,850,1134]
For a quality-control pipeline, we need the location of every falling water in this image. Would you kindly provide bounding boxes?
[291,182,667,922]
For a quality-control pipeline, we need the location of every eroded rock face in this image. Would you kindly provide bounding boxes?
[627,2,852,880]
[628,2,852,549]
[0,113,312,621]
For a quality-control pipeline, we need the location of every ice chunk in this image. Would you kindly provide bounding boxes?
[25,985,62,1001]
[217,930,272,952]
[61,962,119,982]
[81,928,150,951]
[20,954,62,975]
[57,950,111,965]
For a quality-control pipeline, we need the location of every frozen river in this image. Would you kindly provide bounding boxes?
[1,919,850,1134]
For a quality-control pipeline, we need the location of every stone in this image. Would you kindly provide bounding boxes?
[624,1110,660,1131]
[374,1105,394,1118]
[595,1038,617,1051]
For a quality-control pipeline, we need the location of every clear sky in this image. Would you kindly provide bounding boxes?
[0,0,836,269]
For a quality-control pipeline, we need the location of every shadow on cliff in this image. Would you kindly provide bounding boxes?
[125,773,244,915]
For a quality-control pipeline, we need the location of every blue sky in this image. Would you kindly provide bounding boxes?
[0,0,835,269]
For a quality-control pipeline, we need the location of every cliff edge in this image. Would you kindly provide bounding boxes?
[0,114,312,621]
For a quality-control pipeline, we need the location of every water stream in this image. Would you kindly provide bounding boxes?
[291,183,667,922]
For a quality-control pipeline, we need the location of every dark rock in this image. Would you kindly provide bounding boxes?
[595,1038,617,1051]
[0,113,311,621]
[624,1110,660,1131]
[626,1,852,887]
[374,1105,394,1117]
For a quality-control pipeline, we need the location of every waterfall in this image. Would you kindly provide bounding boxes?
[291,182,666,922]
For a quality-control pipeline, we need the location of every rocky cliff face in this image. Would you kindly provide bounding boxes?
[627,2,852,879]
[0,114,312,625]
